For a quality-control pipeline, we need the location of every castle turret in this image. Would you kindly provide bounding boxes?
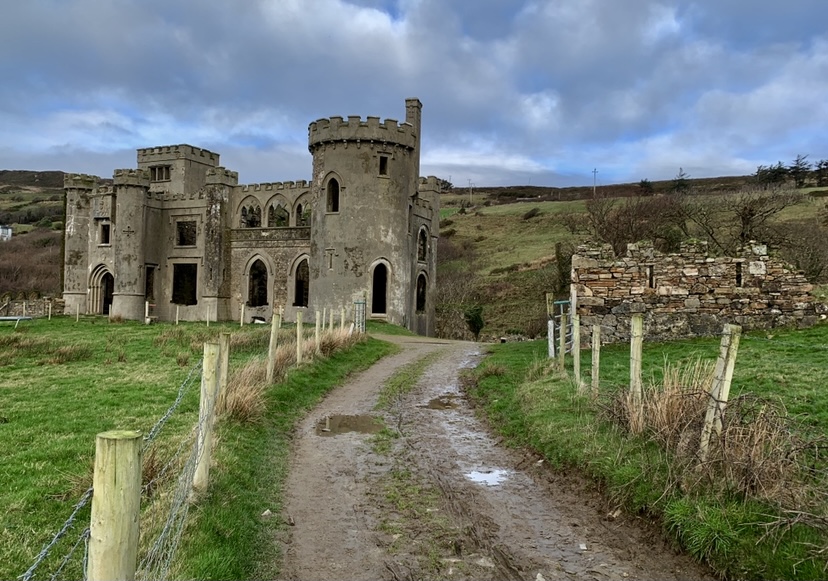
[307,100,422,329]
[63,174,97,315]
[110,169,150,319]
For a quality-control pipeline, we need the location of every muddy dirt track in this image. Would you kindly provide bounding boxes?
[277,336,715,580]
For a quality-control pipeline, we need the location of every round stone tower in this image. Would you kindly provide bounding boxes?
[307,99,423,328]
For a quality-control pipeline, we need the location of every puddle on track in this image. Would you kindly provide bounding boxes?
[422,394,460,409]
[465,469,511,486]
[315,414,384,437]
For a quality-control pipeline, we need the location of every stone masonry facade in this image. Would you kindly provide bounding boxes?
[62,99,440,336]
[571,240,820,343]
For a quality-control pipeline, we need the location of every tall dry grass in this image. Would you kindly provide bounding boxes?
[610,358,828,510]
[216,327,362,423]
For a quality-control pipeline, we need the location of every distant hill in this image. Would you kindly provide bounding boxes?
[0,170,64,189]
[451,175,752,202]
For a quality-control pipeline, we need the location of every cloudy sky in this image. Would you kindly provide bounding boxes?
[2,0,827,187]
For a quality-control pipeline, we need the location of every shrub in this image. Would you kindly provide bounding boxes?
[522,207,541,220]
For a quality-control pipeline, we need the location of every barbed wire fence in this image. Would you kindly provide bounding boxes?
[18,357,205,581]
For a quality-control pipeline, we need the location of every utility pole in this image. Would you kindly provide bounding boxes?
[468,179,473,206]
[592,168,598,197]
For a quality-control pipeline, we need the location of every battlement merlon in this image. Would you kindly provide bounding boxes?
[239,180,311,192]
[418,176,442,194]
[308,116,418,152]
[113,168,151,187]
[137,144,220,167]
[64,173,99,190]
[206,167,239,186]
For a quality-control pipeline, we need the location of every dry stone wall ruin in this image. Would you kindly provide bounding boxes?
[571,240,820,343]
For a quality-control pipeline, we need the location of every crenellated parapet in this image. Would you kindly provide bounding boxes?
[137,144,220,166]
[308,115,417,152]
[113,168,150,187]
[239,180,311,192]
[64,173,99,190]
[207,166,239,186]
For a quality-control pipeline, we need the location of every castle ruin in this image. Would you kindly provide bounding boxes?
[62,99,439,335]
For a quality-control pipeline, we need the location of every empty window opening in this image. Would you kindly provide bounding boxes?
[100,222,111,245]
[172,263,198,305]
[417,229,428,262]
[101,273,114,315]
[736,262,743,287]
[646,265,655,288]
[268,204,289,227]
[296,204,311,226]
[379,156,388,176]
[416,273,427,313]
[150,165,171,182]
[241,205,261,228]
[326,249,335,270]
[248,259,268,307]
[372,263,388,314]
[145,266,155,301]
[327,179,340,213]
[176,221,197,246]
[293,259,309,307]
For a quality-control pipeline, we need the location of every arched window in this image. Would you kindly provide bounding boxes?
[248,259,268,307]
[240,207,248,228]
[293,259,309,307]
[416,273,427,313]
[296,203,311,227]
[417,228,428,262]
[268,204,289,227]
[372,263,387,314]
[327,179,340,213]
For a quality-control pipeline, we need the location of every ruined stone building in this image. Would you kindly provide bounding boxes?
[62,99,439,335]
[571,240,819,342]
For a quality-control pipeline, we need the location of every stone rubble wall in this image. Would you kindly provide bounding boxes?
[571,240,822,344]
[1,298,65,318]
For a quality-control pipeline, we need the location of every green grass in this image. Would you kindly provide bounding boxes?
[366,319,417,336]
[1,317,394,580]
[375,350,441,410]
[469,323,828,580]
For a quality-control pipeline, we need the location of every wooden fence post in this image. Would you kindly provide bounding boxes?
[315,310,321,353]
[278,306,283,328]
[573,314,583,392]
[266,313,281,383]
[193,342,219,492]
[558,313,568,371]
[218,333,230,400]
[629,314,644,433]
[296,311,304,365]
[591,325,601,397]
[87,430,142,581]
[699,324,742,461]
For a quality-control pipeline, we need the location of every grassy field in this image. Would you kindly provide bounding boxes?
[470,322,828,580]
[0,317,394,580]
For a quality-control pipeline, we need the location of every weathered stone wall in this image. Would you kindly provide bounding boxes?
[1,298,64,317]
[571,240,820,343]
